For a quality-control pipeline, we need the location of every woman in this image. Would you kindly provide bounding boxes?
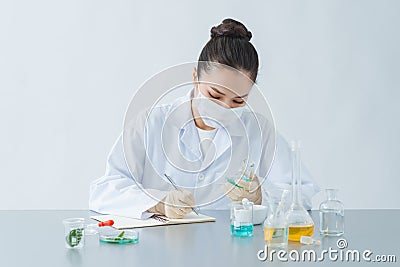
[89,18,320,219]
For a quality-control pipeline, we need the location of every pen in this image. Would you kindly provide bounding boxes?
[164,174,199,215]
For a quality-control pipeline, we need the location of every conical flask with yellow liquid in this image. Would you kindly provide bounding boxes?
[285,140,315,241]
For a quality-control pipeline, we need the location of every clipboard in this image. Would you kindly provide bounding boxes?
[91,212,216,230]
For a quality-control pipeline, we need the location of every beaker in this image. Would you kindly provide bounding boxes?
[319,189,344,236]
[263,190,289,248]
[230,198,253,237]
[63,218,85,249]
[285,140,315,241]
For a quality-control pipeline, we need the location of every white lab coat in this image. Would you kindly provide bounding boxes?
[89,89,320,218]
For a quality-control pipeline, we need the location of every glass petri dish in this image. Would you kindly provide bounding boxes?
[99,229,139,244]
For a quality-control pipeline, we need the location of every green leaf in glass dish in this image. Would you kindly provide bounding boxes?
[117,231,125,238]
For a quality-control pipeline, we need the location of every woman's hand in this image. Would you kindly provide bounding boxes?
[222,175,262,204]
[147,189,195,219]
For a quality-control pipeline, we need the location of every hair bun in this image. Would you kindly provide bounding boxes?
[210,18,252,41]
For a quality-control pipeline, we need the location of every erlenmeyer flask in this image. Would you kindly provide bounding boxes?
[285,140,315,241]
[263,190,289,248]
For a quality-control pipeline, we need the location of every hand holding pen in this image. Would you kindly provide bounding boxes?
[164,174,199,216]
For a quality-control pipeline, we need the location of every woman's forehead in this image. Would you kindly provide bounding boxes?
[199,67,253,97]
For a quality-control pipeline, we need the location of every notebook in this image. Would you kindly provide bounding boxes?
[91,212,216,230]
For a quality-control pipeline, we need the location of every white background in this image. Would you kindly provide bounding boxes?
[1,0,399,209]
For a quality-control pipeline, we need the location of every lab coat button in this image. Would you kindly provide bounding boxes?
[198,174,205,181]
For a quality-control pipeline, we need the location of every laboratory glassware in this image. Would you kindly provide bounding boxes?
[319,189,344,236]
[285,140,315,241]
[99,229,139,244]
[263,190,289,248]
[63,218,116,248]
[63,218,85,249]
[230,198,254,237]
[227,159,255,189]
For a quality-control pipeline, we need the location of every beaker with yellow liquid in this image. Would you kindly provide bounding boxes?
[285,140,315,242]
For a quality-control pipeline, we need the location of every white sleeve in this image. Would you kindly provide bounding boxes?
[260,132,320,210]
[89,114,168,219]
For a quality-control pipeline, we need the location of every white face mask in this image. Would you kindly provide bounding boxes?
[192,89,246,129]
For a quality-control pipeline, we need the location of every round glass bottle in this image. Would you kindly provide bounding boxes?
[319,189,344,236]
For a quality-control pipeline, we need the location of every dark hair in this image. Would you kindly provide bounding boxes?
[197,18,259,82]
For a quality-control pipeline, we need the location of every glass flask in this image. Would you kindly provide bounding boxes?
[263,190,289,248]
[285,140,315,242]
[319,189,344,236]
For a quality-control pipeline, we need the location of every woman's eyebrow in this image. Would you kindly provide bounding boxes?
[210,86,225,95]
[210,86,248,98]
[234,94,248,98]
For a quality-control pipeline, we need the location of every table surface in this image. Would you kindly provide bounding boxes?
[0,209,398,266]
